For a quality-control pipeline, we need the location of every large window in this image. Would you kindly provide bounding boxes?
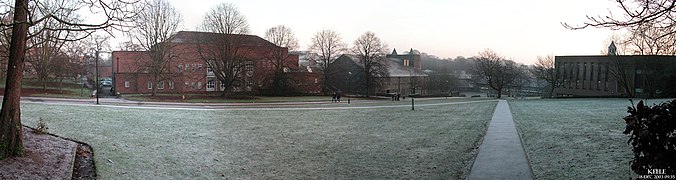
[168,81,174,90]
[582,63,587,89]
[207,81,215,89]
[158,81,165,90]
[245,61,254,77]
[124,81,130,88]
[147,82,152,89]
[245,61,254,72]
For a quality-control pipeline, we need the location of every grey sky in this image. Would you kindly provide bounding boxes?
[166,0,621,64]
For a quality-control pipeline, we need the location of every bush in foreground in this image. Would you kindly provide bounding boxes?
[623,100,676,175]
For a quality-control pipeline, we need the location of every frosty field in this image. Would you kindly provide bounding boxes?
[20,99,497,179]
[509,98,672,179]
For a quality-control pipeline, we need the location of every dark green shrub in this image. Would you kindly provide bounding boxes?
[623,100,676,175]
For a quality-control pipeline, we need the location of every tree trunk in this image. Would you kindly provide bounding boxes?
[549,86,555,98]
[496,89,502,98]
[151,75,158,96]
[365,78,370,97]
[59,77,64,94]
[0,0,29,159]
[322,71,329,95]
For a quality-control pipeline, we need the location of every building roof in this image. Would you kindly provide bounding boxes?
[389,48,420,55]
[169,31,279,47]
[385,57,427,77]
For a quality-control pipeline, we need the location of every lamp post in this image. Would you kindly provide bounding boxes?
[446,80,449,99]
[80,74,83,97]
[348,71,352,104]
[112,56,118,96]
[95,51,100,105]
[411,87,415,110]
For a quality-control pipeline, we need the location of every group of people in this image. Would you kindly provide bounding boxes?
[332,92,342,102]
[391,93,404,101]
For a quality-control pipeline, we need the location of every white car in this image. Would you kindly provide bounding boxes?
[100,81,112,87]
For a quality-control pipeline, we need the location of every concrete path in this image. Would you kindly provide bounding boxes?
[468,100,533,180]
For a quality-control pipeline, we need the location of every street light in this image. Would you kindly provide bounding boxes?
[95,51,100,105]
[348,71,352,104]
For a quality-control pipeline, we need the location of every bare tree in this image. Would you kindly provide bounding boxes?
[57,40,89,93]
[25,13,79,90]
[197,3,251,97]
[0,0,137,159]
[531,55,562,97]
[351,31,388,97]
[509,64,531,97]
[200,2,249,34]
[565,0,676,53]
[626,23,676,55]
[600,34,631,55]
[264,25,298,50]
[263,25,298,95]
[563,0,676,31]
[117,40,144,51]
[50,47,80,93]
[128,0,183,96]
[608,55,635,97]
[0,14,10,76]
[196,33,252,96]
[566,0,676,55]
[309,29,346,94]
[471,49,523,98]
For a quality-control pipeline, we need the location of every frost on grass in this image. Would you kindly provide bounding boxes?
[19,100,496,179]
[509,99,671,179]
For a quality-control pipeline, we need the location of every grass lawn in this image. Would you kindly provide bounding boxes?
[509,98,673,179]
[0,78,92,98]
[20,99,497,179]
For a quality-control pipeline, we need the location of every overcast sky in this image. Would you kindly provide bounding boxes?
[161,0,623,64]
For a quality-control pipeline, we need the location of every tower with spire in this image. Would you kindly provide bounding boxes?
[386,48,422,70]
[608,41,617,56]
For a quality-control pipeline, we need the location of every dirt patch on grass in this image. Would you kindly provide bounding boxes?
[0,127,96,179]
[72,144,96,179]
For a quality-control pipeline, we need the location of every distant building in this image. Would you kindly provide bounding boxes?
[329,48,429,96]
[553,53,676,98]
[386,48,423,70]
[451,70,474,91]
[290,51,320,69]
[113,31,321,95]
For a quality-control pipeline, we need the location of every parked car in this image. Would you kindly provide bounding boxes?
[100,80,112,87]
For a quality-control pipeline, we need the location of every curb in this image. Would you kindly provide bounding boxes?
[22,125,97,179]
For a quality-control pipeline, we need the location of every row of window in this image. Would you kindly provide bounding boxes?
[138,81,176,90]
[123,80,253,91]
[558,62,609,91]
[178,63,204,73]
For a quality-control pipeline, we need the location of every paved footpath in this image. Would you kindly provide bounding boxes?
[468,100,533,180]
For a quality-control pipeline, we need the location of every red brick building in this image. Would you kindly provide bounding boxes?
[112,31,321,95]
